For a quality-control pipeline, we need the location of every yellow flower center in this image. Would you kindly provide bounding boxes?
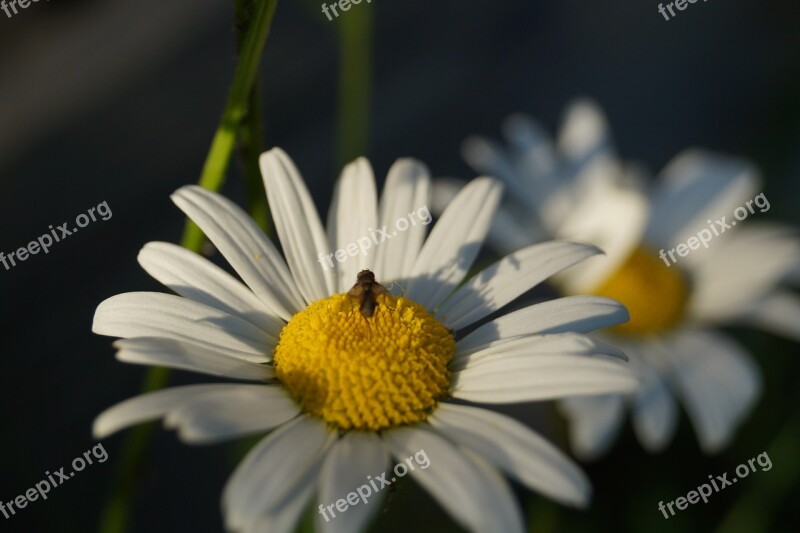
[273,292,455,431]
[590,246,689,336]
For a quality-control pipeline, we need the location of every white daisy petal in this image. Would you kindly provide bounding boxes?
[385,426,524,533]
[501,114,560,203]
[93,292,271,362]
[162,386,300,444]
[437,242,602,330]
[461,136,520,191]
[631,364,678,453]
[430,403,590,507]
[93,384,297,443]
[558,395,626,461]
[223,416,334,532]
[454,332,628,369]
[735,290,800,342]
[114,337,272,381]
[432,178,540,258]
[248,466,319,533]
[260,148,337,302]
[327,158,378,292]
[407,177,502,310]
[138,241,284,337]
[375,159,431,282]
[462,451,525,533]
[646,150,760,248]
[666,330,761,453]
[452,350,638,403]
[551,178,648,294]
[171,185,304,320]
[556,99,613,172]
[94,384,232,439]
[316,432,389,533]
[456,295,629,354]
[689,225,800,321]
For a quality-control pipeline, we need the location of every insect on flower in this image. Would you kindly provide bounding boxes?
[347,269,390,318]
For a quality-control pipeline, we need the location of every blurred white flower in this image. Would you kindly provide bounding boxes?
[440,100,800,458]
[93,148,637,532]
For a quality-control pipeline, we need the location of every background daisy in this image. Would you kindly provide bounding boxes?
[435,100,800,458]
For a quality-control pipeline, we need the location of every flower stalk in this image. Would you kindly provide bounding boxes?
[98,2,279,532]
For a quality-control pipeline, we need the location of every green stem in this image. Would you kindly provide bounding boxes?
[235,0,270,232]
[181,0,279,252]
[234,0,256,40]
[239,82,270,232]
[98,2,279,532]
[336,2,374,167]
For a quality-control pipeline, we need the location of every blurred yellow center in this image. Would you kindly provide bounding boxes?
[273,293,454,431]
[591,246,689,336]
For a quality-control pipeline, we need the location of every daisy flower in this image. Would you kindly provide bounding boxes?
[92,148,638,532]
[438,100,800,459]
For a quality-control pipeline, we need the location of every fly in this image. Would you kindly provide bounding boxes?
[347,269,390,318]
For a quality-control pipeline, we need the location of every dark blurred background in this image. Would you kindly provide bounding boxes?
[1,0,799,531]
